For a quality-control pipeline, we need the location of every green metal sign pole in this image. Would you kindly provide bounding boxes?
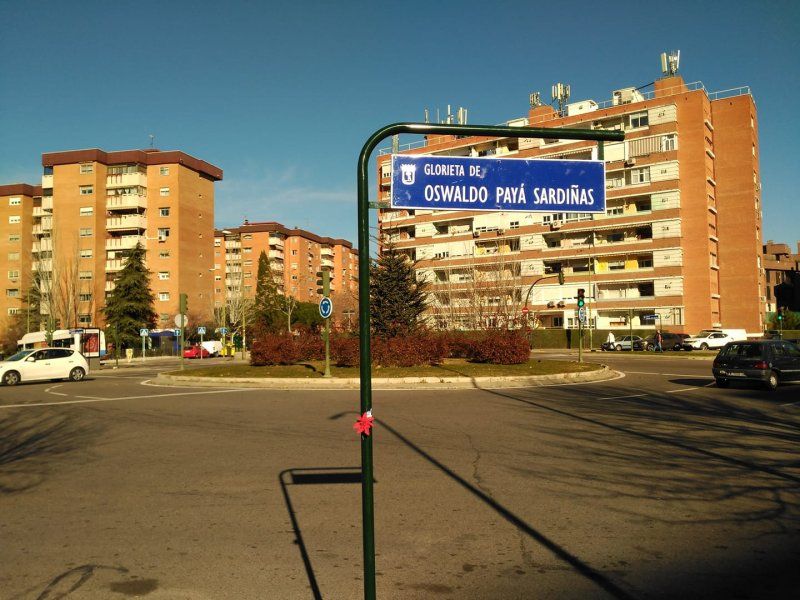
[357,122,623,600]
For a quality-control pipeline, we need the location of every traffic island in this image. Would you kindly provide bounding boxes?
[154,359,616,390]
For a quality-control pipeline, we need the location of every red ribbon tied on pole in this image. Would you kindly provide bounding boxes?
[354,411,374,436]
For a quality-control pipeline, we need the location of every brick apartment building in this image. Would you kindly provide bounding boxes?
[0,183,41,327]
[213,221,358,316]
[0,148,222,334]
[763,241,800,313]
[378,64,764,333]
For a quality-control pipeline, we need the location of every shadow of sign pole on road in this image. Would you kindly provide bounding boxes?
[356,122,625,599]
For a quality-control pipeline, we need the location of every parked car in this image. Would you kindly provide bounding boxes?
[0,348,89,386]
[644,332,689,351]
[713,340,800,390]
[184,345,211,359]
[683,330,735,351]
[604,335,645,351]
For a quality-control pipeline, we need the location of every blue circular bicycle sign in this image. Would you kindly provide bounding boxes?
[319,297,333,319]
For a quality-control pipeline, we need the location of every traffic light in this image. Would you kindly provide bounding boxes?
[179,293,188,315]
[576,288,585,308]
[316,269,331,296]
[558,270,565,285]
[777,308,783,322]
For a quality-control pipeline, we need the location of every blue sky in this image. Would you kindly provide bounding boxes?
[1,0,798,246]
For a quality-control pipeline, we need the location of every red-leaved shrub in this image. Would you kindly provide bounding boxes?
[372,335,447,367]
[294,334,325,361]
[466,331,530,364]
[250,334,301,365]
[332,336,361,367]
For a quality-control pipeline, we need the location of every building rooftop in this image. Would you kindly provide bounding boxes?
[216,221,356,250]
[41,148,223,181]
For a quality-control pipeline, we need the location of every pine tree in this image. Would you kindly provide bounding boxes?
[103,243,157,349]
[370,245,428,337]
[253,250,282,333]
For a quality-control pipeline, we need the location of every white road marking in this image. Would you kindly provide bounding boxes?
[0,387,259,410]
[44,383,67,396]
[625,370,714,378]
[597,393,649,400]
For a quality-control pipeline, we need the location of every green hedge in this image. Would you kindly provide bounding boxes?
[527,328,653,349]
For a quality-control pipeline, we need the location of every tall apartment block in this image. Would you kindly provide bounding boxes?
[9,148,223,330]
[0,184,41,328]
[378,63,764,333]
[213,221,358,309]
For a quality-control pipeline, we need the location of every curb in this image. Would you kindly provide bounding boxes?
[153,365,617,390]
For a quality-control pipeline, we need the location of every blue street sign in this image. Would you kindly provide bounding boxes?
[174,328,181,337]
[197,326,206,335]
[139,328,149,337]
[319,297,333,319]
[642,314,660,321]
[391,155,606,213]
[219,327,228,335]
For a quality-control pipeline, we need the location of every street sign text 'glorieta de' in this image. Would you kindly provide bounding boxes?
[391,155,606,213]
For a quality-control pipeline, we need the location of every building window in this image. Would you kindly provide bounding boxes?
[80,163,94,174]
[80,207,93,216]
[608,260,625,271]
[79,185,94,195]
[159,250,170,258]
[8,197,21,206]
[79,271,93,280]
[214,275,222,281]
[244,272,252,278]
[243,247,252,253]
[158,271,170,280]
[160,187,170,196]
[8,216,21,224]
[80,249,93,258]
[606,206,623,216]
[630,112,649,129]
[509,221,520,229]
[79,293,92,302]
[7,308,20,315]
[158,228,170,241]
[662,134,677,152]
[8,270,20,279]
[243,260,252,267]
[160,166,169,176]
[8,234,20,243]
[159,207,170,217]
[7,252,19,261]
[79,228,92,237]
[292,250,297,256]
[244,285,252,293]
[158,292,170,301]
[78,314,92,324]
[242,234,252,241]
[6,289,20,297]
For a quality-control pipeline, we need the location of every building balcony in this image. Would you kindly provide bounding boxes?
[272,262,284,272]
[33,206,48,217]
[321,258,334,268]
[42,196,53,210]
[41,174,53,188]
[41,217,53,230]
[269,237,284,248]
[321,246,334,257]
[105,281,116,292]
[107,215,147,231]
[32,259,53,272]
[106,235,145,250]
[106,172,147,188]
[107,194,147,211]
[225,240,242,249]
[269,250,284,259]
[32,224,43,235]
[105,259,125,272]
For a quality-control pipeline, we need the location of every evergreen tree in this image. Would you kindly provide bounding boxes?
[370,245,428,337]
[253,250,282,333]
[102,243,157,349]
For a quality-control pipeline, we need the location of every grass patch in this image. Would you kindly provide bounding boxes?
[170,358,602,379]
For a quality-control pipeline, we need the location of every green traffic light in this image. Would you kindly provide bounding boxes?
[577,299,585,308]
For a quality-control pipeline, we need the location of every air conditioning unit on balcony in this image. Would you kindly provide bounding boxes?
[547,301,555,308]
[624,157,637,167]
[550,222,562,230]
[497,228,505,235]
[472,231,480,237]
[557,301,566,308]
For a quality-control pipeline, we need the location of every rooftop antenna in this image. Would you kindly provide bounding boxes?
[529,92,542,108]
[551,83,571,116]
[660,50,680,76]
[424,108,430,123]
[148,134,155,149]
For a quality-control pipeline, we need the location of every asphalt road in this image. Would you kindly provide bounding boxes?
[1,355,798,599]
